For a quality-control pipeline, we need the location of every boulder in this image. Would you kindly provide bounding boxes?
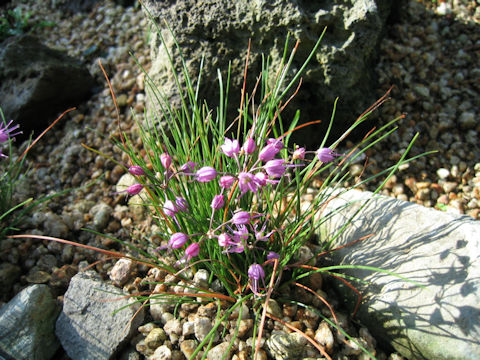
[142,0,392,148]
[319,189,480,360]
[0,35,95,138]
[0,284,60,360]
[56,270,144,360]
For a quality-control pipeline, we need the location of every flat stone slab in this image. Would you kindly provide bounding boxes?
[319,189,480,360]
[56,270,144,360]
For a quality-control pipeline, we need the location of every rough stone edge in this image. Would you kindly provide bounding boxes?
[317,189,480,360]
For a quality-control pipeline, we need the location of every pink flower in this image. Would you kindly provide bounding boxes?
[248,263,265,295]
[232,211,250,225]
[264,159,286,178]
[292,147,305,161]
[258,143,280,162]
[160,153,172,169]
[254,172,268,187]
[128,165,144,176]
[218,233,234,247]
[168,232,188,249]
[163,200,178,217]
[219,175,236,189]
[238,172,258,193]
[267,251,280,261]
[125,183,143,196]
[175,197,189,212]
[242,138,256,154]
[267,138,283,151]
[221,138,240,158]
[185,242,200,258]
[316,147,341,163]
[211,194,225,210]
[0,120,21,143]
[232,224,249,242]
[196,166,217,182]
[180,161,197,172]
[225,242,244,253]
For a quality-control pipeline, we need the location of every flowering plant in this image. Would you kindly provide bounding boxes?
[108,22,421,359]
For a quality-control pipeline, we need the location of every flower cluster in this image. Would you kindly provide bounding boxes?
[121,133,341,297]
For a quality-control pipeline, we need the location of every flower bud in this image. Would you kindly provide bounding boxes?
[292,147,305,161]
[221,138,240,158]
[242,138,256,154]
[163,200,178,217]
[264,159,286,178]
[211,194,225,210]
[126,184,143,196]
[316,147,340,163]
[185,242,200,258]
[232,211,250,225]
[196,166,217,182]
[175,197,189,212]
[168,232,188,249]
[219,175,236,189]
[259,143,280,162]
[128,165,144,176]
[160,153,172,169]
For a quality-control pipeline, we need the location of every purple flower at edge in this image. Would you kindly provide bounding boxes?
[0,120,21,143]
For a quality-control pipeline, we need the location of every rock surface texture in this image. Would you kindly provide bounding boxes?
[142,0,392,147]
[320,189,480,360]
[0,284,59,360]
[55,270,144,360]
[0,35,95,137]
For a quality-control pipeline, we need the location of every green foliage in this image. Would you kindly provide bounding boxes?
[0,6,55,42]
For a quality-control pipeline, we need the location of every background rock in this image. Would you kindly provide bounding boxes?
[0,284,60,360]
[55,270,144,360]
[0,35,95,138]
[319,189,480,360]
[142,0,392,148]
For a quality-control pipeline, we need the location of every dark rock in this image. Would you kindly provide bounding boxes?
[56,270,144,360]
[143,0,392,148]
[0,35,95,138]
[0,262,21,302]
[0,284,60,360]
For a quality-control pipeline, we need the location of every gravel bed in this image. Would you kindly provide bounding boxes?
[0,0,478,359]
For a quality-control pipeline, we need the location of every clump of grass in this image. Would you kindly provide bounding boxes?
[0,108,74,241]
[98,16,425,358]
[0,6,55,42]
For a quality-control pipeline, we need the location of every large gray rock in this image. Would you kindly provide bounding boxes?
[142,0,392,147]
[0,284,60,360]
[56,270,144,360]
[319,189,480,360]
[0,35,95,138]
